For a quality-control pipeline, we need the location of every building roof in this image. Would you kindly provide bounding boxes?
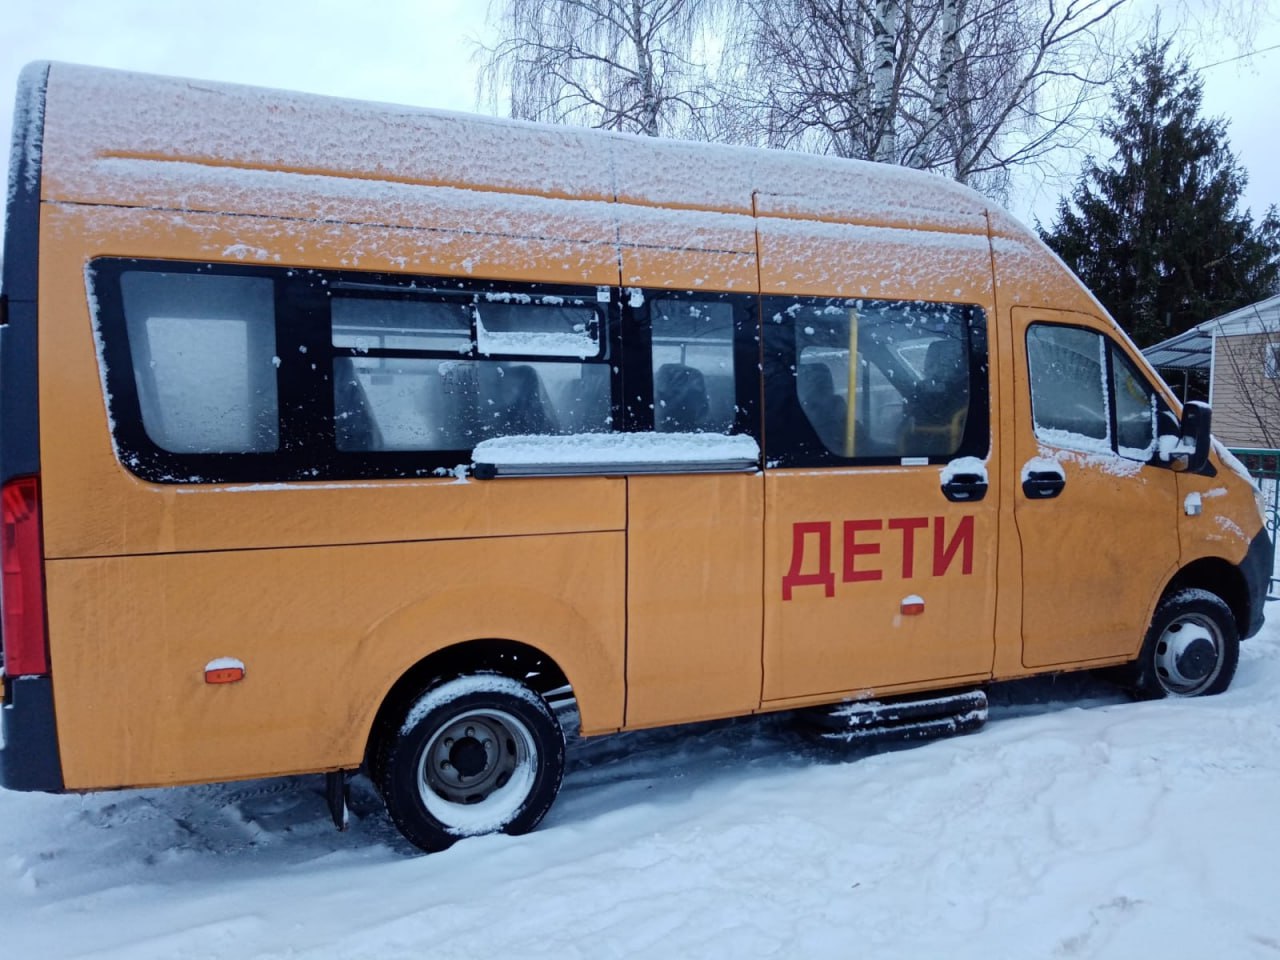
[1143,294,1280,371]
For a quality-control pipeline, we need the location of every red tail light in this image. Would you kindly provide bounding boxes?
[1,476,48,676]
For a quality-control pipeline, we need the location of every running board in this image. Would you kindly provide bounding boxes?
[803,689,988,744]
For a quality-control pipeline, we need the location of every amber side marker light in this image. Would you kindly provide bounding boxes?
[204,658,246,684]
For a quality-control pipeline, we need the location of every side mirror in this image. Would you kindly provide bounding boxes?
[1172,401,1212,473]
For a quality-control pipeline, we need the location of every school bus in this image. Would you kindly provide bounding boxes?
[0,62,1270,853]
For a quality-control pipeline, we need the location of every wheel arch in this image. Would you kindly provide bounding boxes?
[364,637,574,773]
[1161,557,1250,638]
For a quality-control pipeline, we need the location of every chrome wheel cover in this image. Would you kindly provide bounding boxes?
[1154,612,1224,696]
[417,708,537,830]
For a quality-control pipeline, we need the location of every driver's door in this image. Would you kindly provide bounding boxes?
[1010,307,1179,667]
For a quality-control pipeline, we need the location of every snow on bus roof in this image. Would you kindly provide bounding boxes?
[36,61,992,236]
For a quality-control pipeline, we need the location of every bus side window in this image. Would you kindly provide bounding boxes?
[1111,345,1157,460]
[119,270,279,455]
[763,296,986,467]
[95,260,618,480]
[1026,324,1109,450]
[650,299,735,433]
[1025,323,1158,462]
[330,288,611,454]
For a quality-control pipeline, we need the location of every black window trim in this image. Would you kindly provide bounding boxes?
[88,258,763,484]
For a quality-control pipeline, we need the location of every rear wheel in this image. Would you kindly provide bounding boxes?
[377,673,564,853]
[1128,589,1239,699]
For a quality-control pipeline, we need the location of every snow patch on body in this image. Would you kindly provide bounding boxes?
[1035,445,1144,478]
[222,243,276,262]
[83,265,119,443]
[940,456,987,485]
[1216,515,1247,540]
[1020,456,1065,483]
[1214,439,1257,487]
[204,656,245,673]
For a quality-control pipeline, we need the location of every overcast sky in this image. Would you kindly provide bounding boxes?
[2,0,1277,231]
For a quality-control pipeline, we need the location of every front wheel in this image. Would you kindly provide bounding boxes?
[377,673,565,853]
[1128,589,1239,699]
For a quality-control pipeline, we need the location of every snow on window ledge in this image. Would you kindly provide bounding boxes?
[472,432,760,477]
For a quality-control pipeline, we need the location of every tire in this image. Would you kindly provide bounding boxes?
[1127,588,1239,700]
[376,673,564,853]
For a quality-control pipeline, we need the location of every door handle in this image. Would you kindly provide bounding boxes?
[1022,471,1065,499]
[941,473,988,503]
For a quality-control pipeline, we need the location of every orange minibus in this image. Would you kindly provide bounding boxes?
[0,62,1269,852]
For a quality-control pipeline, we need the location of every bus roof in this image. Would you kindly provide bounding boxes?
[35,61,996,236]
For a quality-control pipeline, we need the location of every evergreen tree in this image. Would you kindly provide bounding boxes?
[1041,38,1280,347]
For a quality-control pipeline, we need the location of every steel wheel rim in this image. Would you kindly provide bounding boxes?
[417,708,536,825]
[1155,612,1224,696]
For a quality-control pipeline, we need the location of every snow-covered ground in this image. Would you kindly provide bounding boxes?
[3,620,1279,958]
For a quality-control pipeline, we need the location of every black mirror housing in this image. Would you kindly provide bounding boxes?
[1177,401,1212,473]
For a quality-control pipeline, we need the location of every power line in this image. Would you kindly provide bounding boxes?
[1199,41,1280,72]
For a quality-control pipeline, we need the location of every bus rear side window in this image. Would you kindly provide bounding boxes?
[651,300,735,433]
[334,358,612,452]
[332,297,470,352]
[119,272,279,454]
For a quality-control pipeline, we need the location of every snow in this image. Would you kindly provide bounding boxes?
[1185,491,1203,516]
[203,656,245,673]
[1035,444,1146,479]
[7,63,46,207]
[1156,433,1195,460]
[4,615,1280,958]
[1021,455,1065,483]
[1214,439,1257,487]
[37,62,998,281]
[474,322,597,359]
[1033,426,1112,457]
[940,455,988,485]
[472,432,760,469]
[37,62,988,230]
[1216,516,1247,541]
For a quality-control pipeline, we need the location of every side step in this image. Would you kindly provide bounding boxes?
[803,689,988,745]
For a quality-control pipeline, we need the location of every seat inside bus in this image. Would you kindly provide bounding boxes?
[797,362,849,454]
[654,363,710,432]
[903,338,968,454]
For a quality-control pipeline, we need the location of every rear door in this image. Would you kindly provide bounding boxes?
[760,295,998,703]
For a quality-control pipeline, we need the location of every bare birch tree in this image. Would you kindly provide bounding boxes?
[477,0,728,137]
[477,0,1271,201]
[734,0,1129,194]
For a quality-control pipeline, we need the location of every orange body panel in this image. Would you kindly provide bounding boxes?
[762,468,998,702]
[47,531,626,789]
[625,474,764,727]
[1176,468,1258,569]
